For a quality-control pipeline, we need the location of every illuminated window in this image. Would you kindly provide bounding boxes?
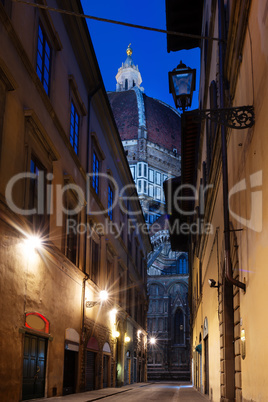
[92,152,100,194]
[36,24,51,95]
[70,101,79,154]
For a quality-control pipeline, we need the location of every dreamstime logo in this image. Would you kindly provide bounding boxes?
[229,170,263,232]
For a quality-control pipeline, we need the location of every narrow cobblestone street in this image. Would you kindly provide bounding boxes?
[29,383,208,402]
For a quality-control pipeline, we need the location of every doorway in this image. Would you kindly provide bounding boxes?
[22,334,47,400]
[204,336,209,394]
[103,354,109,388]
[86,351,96,391]
[63,349,77,395]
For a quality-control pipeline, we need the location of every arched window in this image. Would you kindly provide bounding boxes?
[177,254,188,274]
[174,309,184,344]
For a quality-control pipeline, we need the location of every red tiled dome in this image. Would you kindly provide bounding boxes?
[108,89,181,153]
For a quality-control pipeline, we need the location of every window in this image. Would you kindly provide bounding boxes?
[149,184,154,198]
[177,254,189,274]
[155,172,161,185]
[144,180,147,194]
[91,239,99,284]
[29,156,47,229]
[108,184,113,220]
[125,79,128,90]
[138,163,142,177]
[156,187,161,200]
[144,164,147,178]
[66,213,78,265]
[137,180,142,193]
[92,151,100,194]
[36,24,51,95]
[130,166,136,180]
[70,101,79,154]
[158,318,164,331]
[107,258,113,288]
[149,169,154,182]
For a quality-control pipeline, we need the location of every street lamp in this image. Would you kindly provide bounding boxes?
[169,61,254,129]
[149,337,156,345]
[86,290,109,308]
[169,61,196,112]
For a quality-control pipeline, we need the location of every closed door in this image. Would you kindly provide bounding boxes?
[103,354,109,388]
[204,336,209,394]
[22,334,47,400]
[86,351,96,391]
[128,359,131,384]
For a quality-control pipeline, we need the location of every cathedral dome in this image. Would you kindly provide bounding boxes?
[108,88,181,153]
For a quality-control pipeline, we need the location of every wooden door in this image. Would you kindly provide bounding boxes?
[22,334,47,400]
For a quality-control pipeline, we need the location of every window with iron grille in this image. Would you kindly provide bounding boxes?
[108,184,113,220]
[92,151,99,194]
[70,101,79,154]
[36,24,51,95]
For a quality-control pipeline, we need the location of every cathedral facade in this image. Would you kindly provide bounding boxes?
[108,46,191,381]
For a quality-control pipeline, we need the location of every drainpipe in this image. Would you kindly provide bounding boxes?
[83,84,102,274]
[218,0,246,291]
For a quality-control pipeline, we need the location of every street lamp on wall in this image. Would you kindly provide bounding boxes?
[169,61,196,112]
[169,61,255,129]
[86,290,109,308]
[169,60,253,291]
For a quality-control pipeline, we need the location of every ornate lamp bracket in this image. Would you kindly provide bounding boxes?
[196,105,254,129]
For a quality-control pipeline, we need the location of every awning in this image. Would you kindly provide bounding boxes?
[166,0,204,52]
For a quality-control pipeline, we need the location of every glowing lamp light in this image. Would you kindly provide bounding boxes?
[125,336,130,343]
[113,330,120,338]
[99,290,108,302]
[150,337,156,345]
[24,235,42,253]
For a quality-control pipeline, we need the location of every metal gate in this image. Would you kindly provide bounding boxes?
[85,351,96,391]
[103,354,109,388]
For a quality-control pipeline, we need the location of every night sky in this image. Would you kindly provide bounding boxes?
[81,0,200,110]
